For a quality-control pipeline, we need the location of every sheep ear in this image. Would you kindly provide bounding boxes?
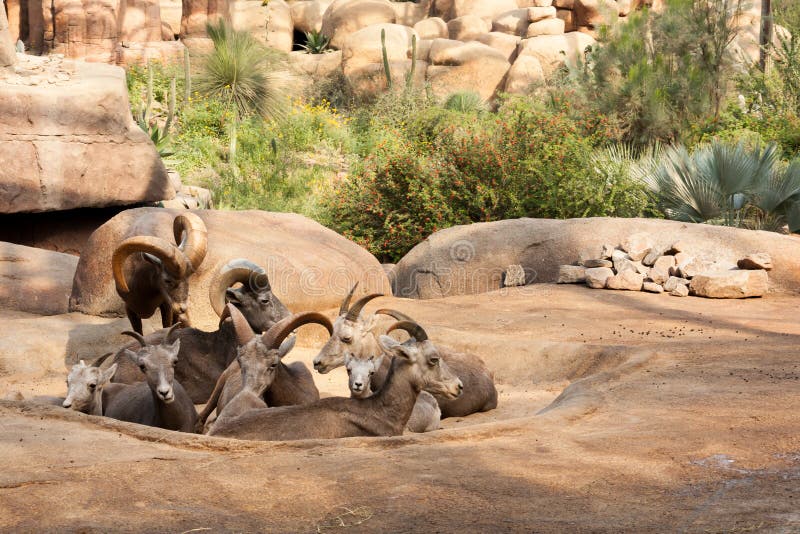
[372,353,385,370]
[277,336,296,359]
[100,364,118,384]
[142,253,162,267]
[166,338,181,355]
[378,335,413,361]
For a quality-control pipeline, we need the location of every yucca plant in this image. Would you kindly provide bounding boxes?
[196,20,291,164]
[641,140,800,232]
[301,30,330,54]
[442,91,488,113]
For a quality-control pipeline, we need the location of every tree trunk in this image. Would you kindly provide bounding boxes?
[759,0,772,72]
[0,0,17,68]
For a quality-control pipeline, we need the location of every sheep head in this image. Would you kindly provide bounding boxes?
[344,352,384,398]
[121,323,183,404]
[379,321,462,399]
[63,358,118,413]
[112,213,207,326]
[210,259,290,334]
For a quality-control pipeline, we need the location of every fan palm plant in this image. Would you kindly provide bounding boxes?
[642,140,800,232]
[196,20,291,164]
[442,91,488,114]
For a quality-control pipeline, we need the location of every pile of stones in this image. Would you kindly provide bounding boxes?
[556,233,771,299]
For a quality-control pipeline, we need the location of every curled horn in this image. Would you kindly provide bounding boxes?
[112,236,186,294]
[92,352,115,368]
[164,321,183,345]
[374,308,415,323]
[344,293,384,322]
[209,259,269,318]
[339,283,358,316]
[261,312,333,350]
[386,320,428,342]
[226,303,256,346]
[121,330,148,348]
[173,213,208,271]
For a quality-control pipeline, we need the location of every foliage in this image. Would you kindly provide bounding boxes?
[641,140,800,231]
[442,91,488,114]
[301,30,330,54]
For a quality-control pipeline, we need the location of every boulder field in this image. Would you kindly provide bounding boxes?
[1,285,798,531]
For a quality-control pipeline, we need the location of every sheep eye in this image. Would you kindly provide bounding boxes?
[341,336,352,344]
[139,364,146,372]
[259,297,270,304]
[269,364,278,369]
[429,358,440,366]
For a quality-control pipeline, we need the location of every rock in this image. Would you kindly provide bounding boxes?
[649,256,675,285]
[670,253,694,277]
[432,0,454,19]
[606,271,644,291]
[451,0,518,20]
[585,267,614,289]
[620,232,653,262]
[475,32,521,61]
[159,0,183,37]
[0,60,174,214]
[583,259,612,268]
[503,54,544,94]
[665,241,685,255]
[642,281,664,294]
[679,258,714,279]
[0,242,78,315]
[633,261,649,276]
[391,218,800,299]
[414,17,449,40]
[181,0,233,38]
[392,0,431,26]
[529,6,558,21]
[612,250,636,273]
[265,0,294,52]
[557,265,586,284]
[574,0,619,27]
[119,0,164,43]
[601,244,616,259]
[642,247,665,266]
[738,253,773,271]
[664,276,689,293]
[321,0,396,50]
[492,9,530,35]
[525,18,565,37]
[670,284,689,297]
[690,270,769,299]
[518,0,554,6]
[382,263,397,287]
[341,23,420,95]
[48,0,121,62]
[447,15,491,41]
[289,49,343,79]
[503,265,526,287]
[517,32,596,76]
[554,0,575,7]
[116,41,187,67]
[556,8,577,31]
[426,40,510,100]
[617,0,633,15]
[70,208,391,329]
[291,0,333,33]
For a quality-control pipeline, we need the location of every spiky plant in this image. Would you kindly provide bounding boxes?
[301,30,330,54]
[442,91,488,113]
[196,20,291,164]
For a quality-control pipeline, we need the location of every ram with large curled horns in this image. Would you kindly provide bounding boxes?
[111,213,208,334]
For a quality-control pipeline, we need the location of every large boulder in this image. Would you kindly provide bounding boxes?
[0,242,78,315]
[341,23,421,95]
[504,54,544,94]
[475,32,521,62]
[320,0,396,50]
[451,0,519,20]
[690,270,769,299]
[69,208,391,329]
[426,39,510,100]
[290,0,333,33]
[447,15,491,41]
[181,0,233,38]
[119,0,164,43]
[46,0,120,62]
[517,32,596,76]
[414,17,449,40]
[392,0,432,26]
[265,0,293,52]
[159,0,183,37]
[0,56,174,213]
[392,218,800,299]
[573,0,619,27]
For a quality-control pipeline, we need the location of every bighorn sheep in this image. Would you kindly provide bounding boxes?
[313,287,498,418]
[62,359,119,415]
[108,259,291,403]
[209,320,463,441]
[112,212,207,334]
[344,352,441,433]
[103,324,197,432]
[196,305,332,431]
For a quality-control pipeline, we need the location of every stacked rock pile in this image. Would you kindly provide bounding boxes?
[557,233,771,299]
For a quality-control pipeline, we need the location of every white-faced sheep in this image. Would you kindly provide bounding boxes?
[103,324,197,432]
[208,320,463,441]
[112,212,207,334]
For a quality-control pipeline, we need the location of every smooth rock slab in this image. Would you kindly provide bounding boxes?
[690,270,769,299]
[0,242,78,315]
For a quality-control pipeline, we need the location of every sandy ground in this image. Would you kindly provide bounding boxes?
[1,284,799,532]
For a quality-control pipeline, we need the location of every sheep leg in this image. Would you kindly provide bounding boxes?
[160,302,174,329]
[126,307,144,336]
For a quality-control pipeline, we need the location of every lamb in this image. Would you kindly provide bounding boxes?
[313,287,498,418]
[61,358,119,415]
[209,320,462,441]
[344,352,441,433]
[108,259,291,403]
[103,324,198,433]
[112,212,207,334]
[196,305,332,431]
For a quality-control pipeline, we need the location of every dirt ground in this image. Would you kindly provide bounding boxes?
[1,284,799,532]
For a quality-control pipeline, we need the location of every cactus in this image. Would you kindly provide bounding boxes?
[381,28,392,91]
[183,47,191,102]
[406,34,417,90]
[165,77,176,134]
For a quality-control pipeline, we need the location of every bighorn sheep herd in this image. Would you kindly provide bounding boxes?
[35,212,498,442]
